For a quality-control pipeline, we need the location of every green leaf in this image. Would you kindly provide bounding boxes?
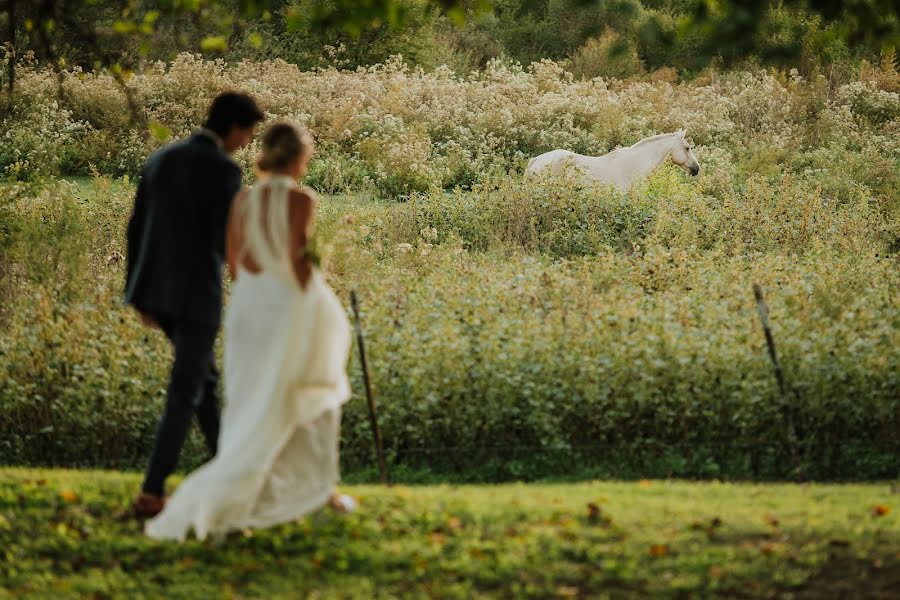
[148,121,173,142]
[200,36,228,53]
[113,20,136,35]
[446,7,467,26]
[143,10,161,25]
[249,33,263,48]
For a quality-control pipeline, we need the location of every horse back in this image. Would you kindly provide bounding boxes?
[526,149,575,175]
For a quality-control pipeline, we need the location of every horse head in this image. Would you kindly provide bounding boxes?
[670,129,700,176]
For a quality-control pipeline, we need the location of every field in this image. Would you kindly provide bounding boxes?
[1,55,899,480]
[1,468,897,598]
[1,5,900,597]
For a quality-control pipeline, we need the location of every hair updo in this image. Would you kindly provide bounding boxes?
[256,121,314,172]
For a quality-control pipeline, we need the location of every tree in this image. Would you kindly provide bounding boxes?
[2,0,897,118]
[0,0,489,117]
[682,0,899,65]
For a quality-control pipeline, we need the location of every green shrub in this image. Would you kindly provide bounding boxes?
[2,54,897,211]
[305,147,374,196]
[1,176,897,481]
[569,30,646,81]
[2,55,898,481]
[396,176,656,257]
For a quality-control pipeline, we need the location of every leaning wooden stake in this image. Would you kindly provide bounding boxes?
[350,289,389,485]
[753,283,801,477]
[753,284,787,397]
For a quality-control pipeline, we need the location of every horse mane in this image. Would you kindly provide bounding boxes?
[603,132,675,156]
[630,132,676,148]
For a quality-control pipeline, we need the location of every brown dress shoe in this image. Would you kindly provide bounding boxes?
[133,492,166,518]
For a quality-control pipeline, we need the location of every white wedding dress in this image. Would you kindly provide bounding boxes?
[146,175,352,541]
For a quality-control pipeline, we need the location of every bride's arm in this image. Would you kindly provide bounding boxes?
[289,188,316,289]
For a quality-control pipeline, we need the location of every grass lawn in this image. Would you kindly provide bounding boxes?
[0,468,897,598]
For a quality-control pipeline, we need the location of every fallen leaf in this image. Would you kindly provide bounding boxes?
[60,489,78,503]
[760,542,779,556]
[555,586,579,597]
[764,514,780,527]
[447,516,462,532]
[708,565,724,579]
[872,504,890,517]
[638,480,653,488]
[649,544,668,557]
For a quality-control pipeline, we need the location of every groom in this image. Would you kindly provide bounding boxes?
[125,92,264,517]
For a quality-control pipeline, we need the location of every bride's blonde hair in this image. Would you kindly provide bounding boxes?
[256,121,314,172]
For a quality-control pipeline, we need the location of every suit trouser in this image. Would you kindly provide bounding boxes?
[142,317,221,496]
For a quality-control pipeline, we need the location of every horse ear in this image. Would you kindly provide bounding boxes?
[676,128,686,138]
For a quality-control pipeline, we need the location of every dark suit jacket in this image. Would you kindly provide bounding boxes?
[125,131,242,326]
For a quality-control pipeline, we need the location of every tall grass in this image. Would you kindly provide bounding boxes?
[1,168,896,480]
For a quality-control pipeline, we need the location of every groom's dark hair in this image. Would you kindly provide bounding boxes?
[204,92,264,137]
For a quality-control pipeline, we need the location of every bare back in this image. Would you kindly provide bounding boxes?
[226,175,316,289]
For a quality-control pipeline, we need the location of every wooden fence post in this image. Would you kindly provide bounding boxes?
[350,289,389,485]
[753,283,801,479]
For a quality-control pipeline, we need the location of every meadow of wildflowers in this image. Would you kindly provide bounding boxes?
[0,54,897,479]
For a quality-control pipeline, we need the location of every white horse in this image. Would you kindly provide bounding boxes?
[525,130,700,192]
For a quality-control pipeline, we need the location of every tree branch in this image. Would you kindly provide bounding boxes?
[6,0,15,103]
[55,1,147,130]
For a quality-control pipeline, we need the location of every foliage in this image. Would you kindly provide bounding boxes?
[1,54,898,208]
[1,166,897,479]
[568,29,646,80]
[2,0,897,115]
[1,468,898,598]
[234,0,453,72]
[0,53,898,482]
[681,0,899,67]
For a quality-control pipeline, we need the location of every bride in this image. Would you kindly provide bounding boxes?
[146,122,355,541]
